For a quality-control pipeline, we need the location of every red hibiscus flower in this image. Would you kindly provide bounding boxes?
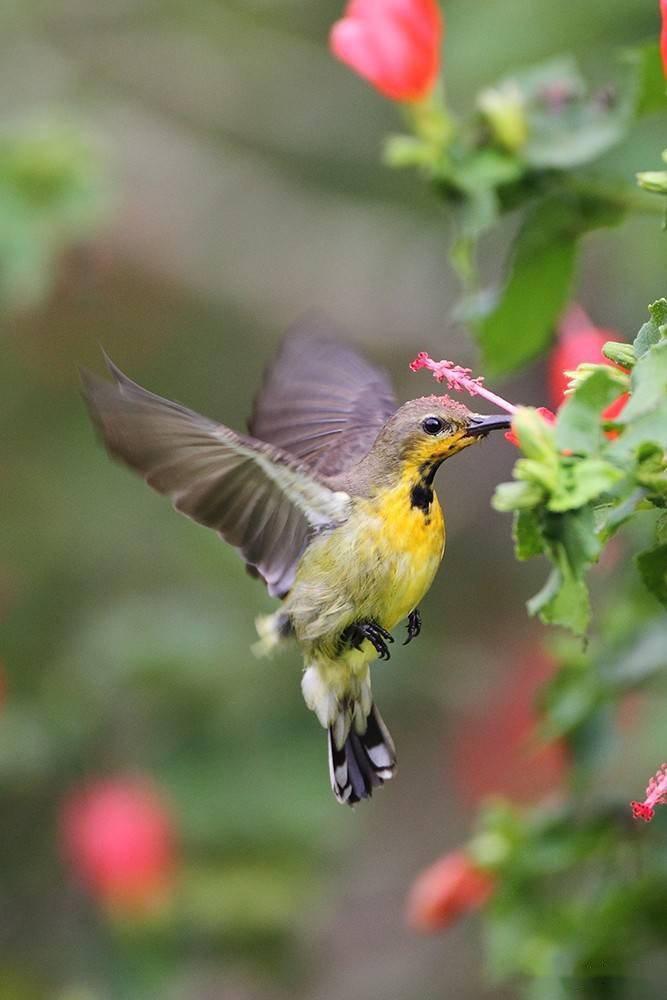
[407,851,494,932]
[330,0,443,102]
[60,776,177,914]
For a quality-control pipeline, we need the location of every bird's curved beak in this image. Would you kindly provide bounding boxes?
[466,414,512,437]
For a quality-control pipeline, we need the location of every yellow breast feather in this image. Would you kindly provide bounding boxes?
[357,468,445,630]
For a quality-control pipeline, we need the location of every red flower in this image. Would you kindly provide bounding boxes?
[330,0,443,102]
[549,304,628,424]
[661,1,667,78]
[450,644,566,805]
[550,305,613,406]
[407,851,494,932]
[549,305,629,438]
[631,762,667,822]
[60,777,177,913]
[504,406,556,448]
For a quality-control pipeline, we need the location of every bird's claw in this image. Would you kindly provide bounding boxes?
[404,608,422,645]
[342,620,394,661]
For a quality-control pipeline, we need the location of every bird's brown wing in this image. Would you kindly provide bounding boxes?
[82,358,351,598]
[249,319,397,477]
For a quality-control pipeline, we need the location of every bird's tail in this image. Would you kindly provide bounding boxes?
[328,704,396,805]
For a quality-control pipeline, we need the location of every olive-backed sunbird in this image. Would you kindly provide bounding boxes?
[82,322,510,805]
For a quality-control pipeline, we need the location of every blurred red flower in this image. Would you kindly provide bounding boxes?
[330,0,443,102]
[661,1,667,77]
[60,777,177,914]
[407,850,494,932]
[450,645,566,805]
[549,304,629,424]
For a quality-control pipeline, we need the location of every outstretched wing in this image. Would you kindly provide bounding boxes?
[82,358,351,598]
[249,318,397,477]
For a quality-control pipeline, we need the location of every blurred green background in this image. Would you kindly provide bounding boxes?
[1,2,665,998]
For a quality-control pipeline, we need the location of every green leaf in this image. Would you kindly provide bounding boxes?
[513,509,544,560]
[636,542,667,608]
[450,148,524,196]
[477,199,578,375]
[634,298,667,357]
[555,368,623,453]
[629,42,667,117]
[620,338,667,422]
[657,512,667,544]
[635,444,667,494]
[477,196,624,376]
[540,665,602,738]
[492,480,545,512]
[609,336,667,458]
[596,489,645,542]
[499,57,630,169]
[527,562,590,635]
[609,404,667,457]
[549,507,601,576]
[548,459,624,513]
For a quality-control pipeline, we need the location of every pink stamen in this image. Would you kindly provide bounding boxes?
[631,763,667,822]
[409,353,518,415]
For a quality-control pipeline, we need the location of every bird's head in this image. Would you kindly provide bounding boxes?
[370,395,511,473]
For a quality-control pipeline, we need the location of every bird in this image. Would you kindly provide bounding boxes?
[81,320,511,806]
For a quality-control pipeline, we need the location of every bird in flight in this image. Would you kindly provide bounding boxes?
[82,321,510,805]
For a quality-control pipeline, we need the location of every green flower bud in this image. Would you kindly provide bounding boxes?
[511,406,557,462]
[478,83,527,154]
[636,170,667,194]
[602,341,635,369]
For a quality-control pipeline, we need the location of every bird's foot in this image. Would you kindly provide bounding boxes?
[341,620,395,661]
[404,608,422,645]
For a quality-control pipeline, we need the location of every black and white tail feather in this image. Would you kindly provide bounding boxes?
[328,704,397,805]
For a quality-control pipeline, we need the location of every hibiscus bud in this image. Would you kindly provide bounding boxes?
[60,777,177,915]
[330,0,443,103]
[407,851,494,932]
[602,341,636,369]
[636,170,667,194]
[478,82,527,153]
[506,406,557,458]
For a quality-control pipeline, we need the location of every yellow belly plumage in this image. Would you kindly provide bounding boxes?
[261,472,446,730]
[360,480,445,630]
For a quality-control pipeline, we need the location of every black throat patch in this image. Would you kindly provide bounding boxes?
[409,460,442,513]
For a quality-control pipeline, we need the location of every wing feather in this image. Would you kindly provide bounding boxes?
[249,318,397,477]
[82,358,350,597]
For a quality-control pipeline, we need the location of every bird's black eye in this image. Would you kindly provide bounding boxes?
[422,416,444,435]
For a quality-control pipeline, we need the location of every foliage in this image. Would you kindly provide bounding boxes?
[386,42,666,374]
[0,118,110,309]
[369,9,667,998]
[492,300,667,636]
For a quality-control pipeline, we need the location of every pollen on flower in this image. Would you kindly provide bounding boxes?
[409,353,517,414]
[631,763,667,822]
